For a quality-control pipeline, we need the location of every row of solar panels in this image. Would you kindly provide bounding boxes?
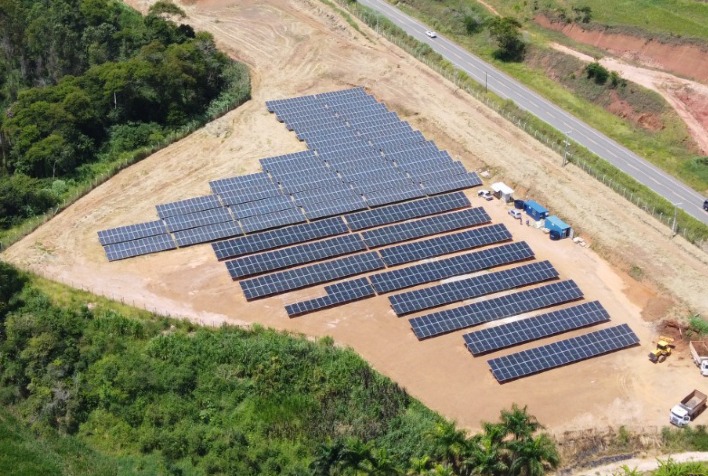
[226,211,500,281]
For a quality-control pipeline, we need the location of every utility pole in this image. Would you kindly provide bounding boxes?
[671,203,681,236]
[485,71,487,93]
[562,130,572,166]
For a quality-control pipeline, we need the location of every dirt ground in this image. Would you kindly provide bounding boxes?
[3,0,708,435]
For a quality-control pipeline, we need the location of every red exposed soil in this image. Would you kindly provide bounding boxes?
[535,14,708,84]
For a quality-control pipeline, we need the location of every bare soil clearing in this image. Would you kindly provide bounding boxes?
[3,0,708,434]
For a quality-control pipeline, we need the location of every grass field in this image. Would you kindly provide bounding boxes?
[481,0,708,41]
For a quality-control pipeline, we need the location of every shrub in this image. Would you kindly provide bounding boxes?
[586,62,609,84]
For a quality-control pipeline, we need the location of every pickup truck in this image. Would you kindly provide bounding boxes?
[690,341,708,376]
[670,390,707,427]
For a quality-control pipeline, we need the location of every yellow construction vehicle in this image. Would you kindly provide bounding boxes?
[649,336,675,363]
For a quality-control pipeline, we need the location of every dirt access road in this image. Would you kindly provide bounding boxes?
[3,0,708,434]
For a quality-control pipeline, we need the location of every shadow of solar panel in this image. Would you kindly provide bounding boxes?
[285,277,375,317]
[379,223,512,267]
[345,192,470,231]
[240,208,305,233]
[303,197,367,220]
[409,280,584,340]
[423,174,483,195]
[209,173,272,194]
[464,301,611,355]
[230,196,294,219]
[98,220,167,246]
[173,221,244,247]
[212,216,348,260]
[487,324,639,383]
[225,234,366,279]
[239,251,385,300]
[216,185,284,206]
[390,260,558,316]
[369,241,535,294]
[104,234,176,261]
[156,195,222,219]
[365,186,427,207]
[164,207,233,232]
[362,207,491,248]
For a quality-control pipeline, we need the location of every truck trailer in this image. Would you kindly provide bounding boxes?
[689,341,708,376]
[670,390,707,427]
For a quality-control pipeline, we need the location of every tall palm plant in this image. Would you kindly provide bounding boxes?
[427,420,471,473]
[499,404,541,442]
[507,433,559,476]
[463,426,509,476]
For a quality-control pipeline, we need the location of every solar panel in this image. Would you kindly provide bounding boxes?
[209,173,272,194]
[345,192,470,231]
[365,185,426,207]
[164,207,234,232]
[104,234,176,261]
[215,183,284,205]
[98,220,167,246]
[156,195,222,219]
[225,234,366,279]
[423,173,483,195]
[303,197,367,220]
[212,216,349,260]
[173,221,244,247]
[379,224,511,267]
[464,301,611,355]
[239,208,306,233]
[409,280,584,340]
[285,277,375,317]
[361,207,491,248]
[389,260,558,316]
[239,251,385,300]
[230,195,294,219]
[487,324,639,383]
[369,241,535,294]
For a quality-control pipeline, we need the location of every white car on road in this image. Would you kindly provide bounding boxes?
[425,30,437,38]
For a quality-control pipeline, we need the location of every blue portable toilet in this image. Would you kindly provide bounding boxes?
[544,215,571,239]
[524,200,549,221]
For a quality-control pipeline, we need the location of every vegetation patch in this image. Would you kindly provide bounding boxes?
[0,0,251,249]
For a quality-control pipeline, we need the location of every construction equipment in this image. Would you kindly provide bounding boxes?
[648,335,675,363]
[670,390,707,427]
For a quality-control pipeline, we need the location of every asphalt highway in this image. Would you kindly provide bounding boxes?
[359,0,708,225]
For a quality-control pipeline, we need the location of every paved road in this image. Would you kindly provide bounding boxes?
[359,0,708,225]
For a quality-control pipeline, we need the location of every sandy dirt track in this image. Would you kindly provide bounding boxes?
[3,0,708,434]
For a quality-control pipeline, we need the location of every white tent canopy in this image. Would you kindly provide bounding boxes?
[491,182,514,195]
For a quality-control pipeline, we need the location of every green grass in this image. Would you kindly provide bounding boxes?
[480,0,708,41]
[0,406,167,476]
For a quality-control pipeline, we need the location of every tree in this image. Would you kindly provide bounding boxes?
[427,421,470,473]
[572,6,592,23]
[507,433,559,476]
[499,404,541,441]
[486,17,526,61]
[464,423,509,476]
[463,14,483,35]
[0,261,26,318]
[585,62,609,85]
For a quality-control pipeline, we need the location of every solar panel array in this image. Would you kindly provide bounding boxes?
[463,301,610,355]
[378,224,511,267]
[97,87,639,381]
[99,88,482,260]
[487,324,639,382]
[409,280,583,340]
[240,252,385,300]
[225,234,366,279]
[285,278,376,317]
[389,260,558,316]
[369,241,535,294]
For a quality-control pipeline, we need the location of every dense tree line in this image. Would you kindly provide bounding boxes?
[0,0,249,231]
[0,261,560,475]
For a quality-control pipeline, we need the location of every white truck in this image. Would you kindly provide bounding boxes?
[670,390,707,427]
[689,341,708,376]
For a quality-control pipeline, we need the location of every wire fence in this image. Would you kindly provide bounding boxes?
[359,9,707,248]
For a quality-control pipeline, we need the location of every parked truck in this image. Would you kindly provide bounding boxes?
[690,341,708,376]
[670,390,707,427]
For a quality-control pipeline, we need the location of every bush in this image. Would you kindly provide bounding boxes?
[586,61,609,84]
